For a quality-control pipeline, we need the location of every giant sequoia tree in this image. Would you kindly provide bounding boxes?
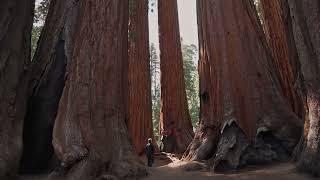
[286,0,320,176]
[20,0,80,173]
[0,0,34,177]
[51,0,145,179]
[127,0,155,155]
[184,0,302,170]
[158,0,194,153]
[260,0,305,118]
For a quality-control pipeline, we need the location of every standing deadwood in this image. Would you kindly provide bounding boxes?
[128,0,155,155]
[51,0,146,179]
[158,0,194,153]
[20,0,80,173]
[183,0,302,170]
[0,0,34,177]
[260,0,305,118]
[287,0,320,176]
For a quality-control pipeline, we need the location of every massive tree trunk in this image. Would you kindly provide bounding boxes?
[51,0,146,179]
[127,0,155,155]
[20,0,79,173]
[260,0,305,118]
[158,0,194,153]
[287,0,320,176]
[0,0,34,177]
[183,0,302,171]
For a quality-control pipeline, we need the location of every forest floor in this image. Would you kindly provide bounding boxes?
[141,153,317,180]
[19,153,317,180]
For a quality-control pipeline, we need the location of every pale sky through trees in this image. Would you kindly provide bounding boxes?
[148,0,199,64]
[177,0,198,46]
[149,0,198,51]
[35,0,199,51]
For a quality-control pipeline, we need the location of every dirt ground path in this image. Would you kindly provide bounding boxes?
[140,153,317,180]
[19,154,317,180]
[143,162,317,180]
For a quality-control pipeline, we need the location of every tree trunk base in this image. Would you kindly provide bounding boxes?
[296,150,320,177]
[293,86,320,177]
[49,155,147,180]
[160,135,176,153]
[185,122,296,172]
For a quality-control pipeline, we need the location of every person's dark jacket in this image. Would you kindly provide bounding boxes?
[145,143,155,157]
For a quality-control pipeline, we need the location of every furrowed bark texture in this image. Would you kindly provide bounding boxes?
[260,0,305,118]
[20,0,80,173]
[287,0,320,176]
[158,0,194,153]
[0,0,34,177]
[183,0,302,171]
[128,0,155,155]
[51,0,146,179]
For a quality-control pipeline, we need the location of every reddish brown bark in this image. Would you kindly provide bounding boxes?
[287,0,320,176]
[51,0,146,179]
[184,0,302,170]
[260,0,305,118]
[21,0,79,173]
[158,0,194,153]
[0,0,34,177]
[127,0,155,155]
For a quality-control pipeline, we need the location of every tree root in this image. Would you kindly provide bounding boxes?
[184,122,297,172]
[48,154,147,180]
[295,146,320,177]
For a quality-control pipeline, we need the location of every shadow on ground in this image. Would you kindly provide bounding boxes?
[19,153,317,180]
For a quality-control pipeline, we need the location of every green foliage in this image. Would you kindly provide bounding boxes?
[31,26,42,59]
[34,0,50,23]
[150,42,200,144]
[128,31,137,42]
[182,44,199,129]
[150,43,161,145]
[31,0,50,59]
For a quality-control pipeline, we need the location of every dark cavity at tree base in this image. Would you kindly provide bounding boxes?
[184,122,296,172]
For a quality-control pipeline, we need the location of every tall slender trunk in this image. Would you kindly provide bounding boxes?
[158,0,194,153]
[20,0,80,173]
[0,0,35,177]
[127,0,155,155]
[51,0,146,179]
[286,0,320,176]
[260,0,305,118]
[184,0,302,170]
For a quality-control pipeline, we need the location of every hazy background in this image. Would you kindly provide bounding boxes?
[35,0,199,51]
[149,0,198,53]
[176,0,198,45]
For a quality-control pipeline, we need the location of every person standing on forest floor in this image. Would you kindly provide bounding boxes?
[145,138,155,167]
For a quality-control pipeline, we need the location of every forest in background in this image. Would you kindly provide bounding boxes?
[150,42,199,145]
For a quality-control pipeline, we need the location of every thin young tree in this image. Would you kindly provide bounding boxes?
[0,0,35,177]
[184,0,302,170]
[158,0,194,153]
